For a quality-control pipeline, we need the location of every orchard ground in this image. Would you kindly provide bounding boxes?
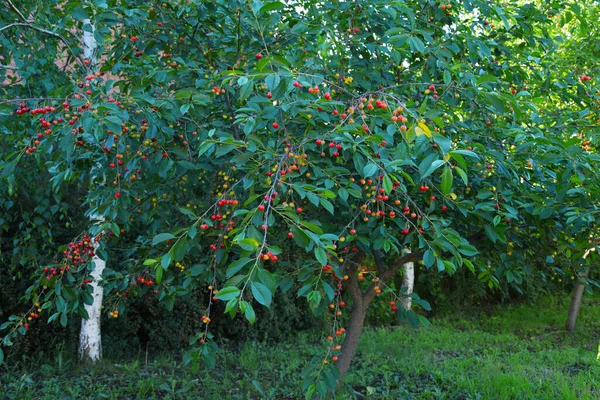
[2,294,598,400]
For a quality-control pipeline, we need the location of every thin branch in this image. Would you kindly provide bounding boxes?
[0,64,17,70]
[0,97,62,105]
[4,0,29,22]
[0,22,83,64]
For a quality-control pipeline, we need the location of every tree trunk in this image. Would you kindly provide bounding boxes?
[399,249,414,311]
[336,297,369,382]
[79,232,105,362]
[566,266,589,333]
[78,19,103,363]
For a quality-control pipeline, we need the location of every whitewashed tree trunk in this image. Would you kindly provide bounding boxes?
[79,18,103,363]
[82,18,97,64]
[79,227,105,362]
[400,249,414,311]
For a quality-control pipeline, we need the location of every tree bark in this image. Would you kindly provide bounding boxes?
[399,249,414,311]
[78,19,103,364]
[336,251,422,382]
[335,295,369,382]
[79,227,105,362]
[566,266,589,333]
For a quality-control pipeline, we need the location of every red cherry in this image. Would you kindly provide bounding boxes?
[115,192,121,198]
[267,92,273,99]
[256,53,263,59]
[272,122,279,129]
[287,232,294,238]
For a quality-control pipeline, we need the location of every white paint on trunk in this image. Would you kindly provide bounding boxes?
[82,19,97,64]
[400,249,414,311]
[79,18,102,362]
[79,231,105,362]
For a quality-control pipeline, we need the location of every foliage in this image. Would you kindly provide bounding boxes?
[2,0,600,394]
[1,295,599,399]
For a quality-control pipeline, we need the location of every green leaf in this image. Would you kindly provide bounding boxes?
[409,36,425,54]
[243,301,256,324]
[155,265,163,284]
[338,188,349,201]
[320,198,334,215]
[60,312,68,327]
[0,348,3,365]
[314,247,328,266]
[423,250,435,268]
[363,163,378,178]
[265,74,281,90]
[198,141,214,157]
[153,233,175,245]
[443,69,451,85]
[291,225,311,248]
[72,7,89,20]
[226,258,252,278]
[215,286,240,301]
[322,282,335,301]
[161,252,172,269]
[441,166,453,195]
[455,166,468,185]
[383,174,393,194]
[238,238,259,251]
[143,258,158,266]
[421,160,445,180]
[260,1,285,13]
[251,282,272,307]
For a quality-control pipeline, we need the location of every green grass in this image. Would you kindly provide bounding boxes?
[2,295,599,399]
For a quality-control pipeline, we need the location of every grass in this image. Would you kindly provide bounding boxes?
[1,294,599,399]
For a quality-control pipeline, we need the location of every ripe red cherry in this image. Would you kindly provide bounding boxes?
[258,204,265,211]
[256,53,263,59]
[115,192,121,198]
[401,229,410,235]
[287,232,294,238]
[267,92,272,99]
[296,207,303,213]
[272,122,279,129]
[441,205,448,211]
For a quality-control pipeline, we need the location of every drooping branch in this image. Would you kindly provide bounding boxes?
[0,22,83,65]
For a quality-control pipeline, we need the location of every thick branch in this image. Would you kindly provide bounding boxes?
[4,0,29,22]
[363,251,424,304]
